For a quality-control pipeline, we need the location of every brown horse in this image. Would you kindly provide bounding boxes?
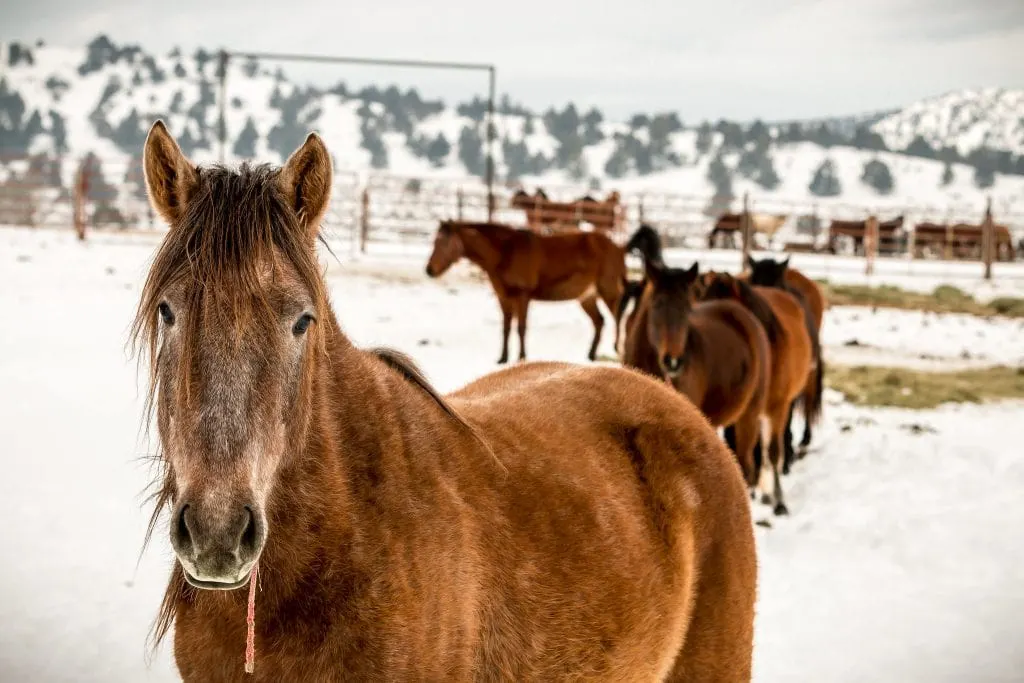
[912,221,1015,261]
[707,213,789,249]
[133,121,757,682]
[622,261,772,501]
[827,215,904,255]
[511,188,622,233]
[425,220,627,363]
[694,271,815,513]
[745,256,826,460]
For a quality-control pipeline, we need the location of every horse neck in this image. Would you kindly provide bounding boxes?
[245,321,422,606]
[458,226,504,272]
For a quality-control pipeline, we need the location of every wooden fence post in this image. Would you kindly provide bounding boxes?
[359,188,370,254]
[982,196,994,280]
[73,160,87,241]
[739,193,751,270]
[864,214,879,275]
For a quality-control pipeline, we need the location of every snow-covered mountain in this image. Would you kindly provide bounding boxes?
[872,88,1024,158]
[2,35,1024,226]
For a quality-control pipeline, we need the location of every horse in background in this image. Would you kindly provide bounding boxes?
[826,215,905,255]
[745,256,826,460]
[694,271,816,509]
[425,220,627,363]
[621,256,773,508]
[134,121,758,681]
[707,213,789,249]
[511,188,622,233]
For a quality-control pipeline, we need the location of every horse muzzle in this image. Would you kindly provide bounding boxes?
[170,499,266,590]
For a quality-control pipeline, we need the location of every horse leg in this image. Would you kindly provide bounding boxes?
[497,296,513,364]
[732,412,761,490]
[800,413,813,452]
[515,294,530,361]
[768,406,790,516]
[579,295,604,362]
[598,283,623,359]
[782,401,796,475]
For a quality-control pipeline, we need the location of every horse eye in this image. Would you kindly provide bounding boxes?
[158,302,175,326]
[292,313,314,336]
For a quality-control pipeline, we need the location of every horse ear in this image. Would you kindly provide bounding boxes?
[279,132,333,240]
[746,255,756,271]
[685,262,700,281]
[780,257,790,269]
[143,120,199,226]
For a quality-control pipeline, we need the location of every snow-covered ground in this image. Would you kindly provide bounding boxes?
[1,226,1023,682]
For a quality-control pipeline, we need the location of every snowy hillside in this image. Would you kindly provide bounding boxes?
[2,36,1024,221]
[872,88,1024,158]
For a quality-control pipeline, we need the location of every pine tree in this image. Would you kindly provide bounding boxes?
[458,125,485,176]
[852,125,887,151]
[974,164,995,189]
[809,158,842,197]
[905,135,935,159]
[426,133,451,167]
[860,158,895,195]
[232,117,259,158]
[940,161,954,187]
[695,122,714,155]
[706,153,733,198]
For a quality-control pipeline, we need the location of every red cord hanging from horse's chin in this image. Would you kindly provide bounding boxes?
[245,563,258,674]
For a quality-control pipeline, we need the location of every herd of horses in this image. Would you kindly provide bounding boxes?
[709,211,1017,261]
[136,123,763,680]
[426,220,825,516]
[510,188,623,234]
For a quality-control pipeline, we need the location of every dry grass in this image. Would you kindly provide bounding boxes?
[816,280,1024,318]
[827,365,1024,409]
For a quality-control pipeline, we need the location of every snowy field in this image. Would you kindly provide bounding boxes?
[1,226,1023,682]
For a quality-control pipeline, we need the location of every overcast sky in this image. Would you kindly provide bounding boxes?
[5,0,1024,121]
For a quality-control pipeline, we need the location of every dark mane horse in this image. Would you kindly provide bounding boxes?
[133,121,757,681]
[426,220,628,362]
[745,256,826,460]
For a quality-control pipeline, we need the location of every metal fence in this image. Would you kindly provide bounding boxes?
[3,153,1024,280]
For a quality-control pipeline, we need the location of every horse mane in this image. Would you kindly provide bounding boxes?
[369,347,502,470]
[733,279,782,343]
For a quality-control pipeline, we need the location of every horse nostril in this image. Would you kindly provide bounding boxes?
[238,506,260,559]
[175,504,194,553]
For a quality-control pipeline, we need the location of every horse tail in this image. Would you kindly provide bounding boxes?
[624,224,664,270]
[798,298,824,430]
[616,278,645,325]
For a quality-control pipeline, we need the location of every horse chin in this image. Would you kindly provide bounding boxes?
[182,566,254,591]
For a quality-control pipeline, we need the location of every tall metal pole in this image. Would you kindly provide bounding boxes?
[486,66,496,222]
[218,50,229,163]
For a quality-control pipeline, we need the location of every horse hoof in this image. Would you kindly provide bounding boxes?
[782,464,791,475]
[773,502,789,516]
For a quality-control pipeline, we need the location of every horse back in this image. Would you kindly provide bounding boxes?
[782,268,826,330]
[687,301,771,421]
[447,361,756,680]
